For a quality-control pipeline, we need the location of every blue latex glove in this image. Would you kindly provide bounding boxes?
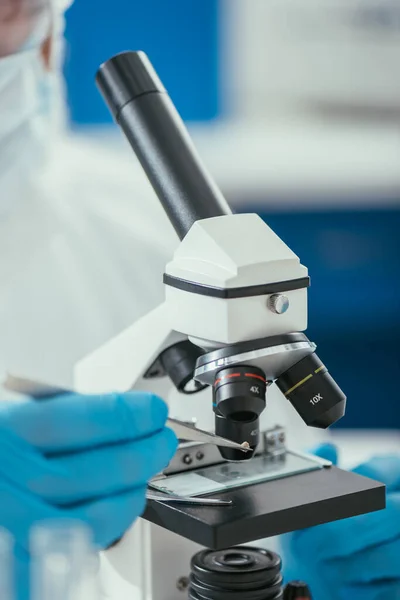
[0,391,177,600]
[280,444,400,600]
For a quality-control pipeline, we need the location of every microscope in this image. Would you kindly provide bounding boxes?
[71,52,385,600]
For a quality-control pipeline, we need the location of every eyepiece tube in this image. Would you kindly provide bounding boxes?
[96,51,231,240]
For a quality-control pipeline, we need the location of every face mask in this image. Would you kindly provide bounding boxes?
[0,46,58,181]
[0,0,67,197]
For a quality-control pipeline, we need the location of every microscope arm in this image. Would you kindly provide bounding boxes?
[74,303,185,401]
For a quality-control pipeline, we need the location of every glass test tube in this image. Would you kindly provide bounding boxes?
[30,519,100,600]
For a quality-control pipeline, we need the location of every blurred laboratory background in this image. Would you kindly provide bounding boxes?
[63,0,400,433]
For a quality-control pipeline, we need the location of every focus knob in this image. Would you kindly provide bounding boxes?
[283,581,312,599]
[268,294,289,315]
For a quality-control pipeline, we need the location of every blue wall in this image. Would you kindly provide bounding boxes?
[252,205,400,430]
[63,0,221,125]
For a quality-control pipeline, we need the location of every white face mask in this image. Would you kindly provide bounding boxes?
[0,3,67,197]
[0,48,55,178]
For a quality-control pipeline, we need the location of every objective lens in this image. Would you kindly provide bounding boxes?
[189,547,283,600]
[159,341,207,394]
[213,366,267,461]
[276,353,346,429]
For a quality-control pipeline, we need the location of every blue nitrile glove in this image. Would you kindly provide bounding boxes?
[0,392,178,600]
[280,444,400,600]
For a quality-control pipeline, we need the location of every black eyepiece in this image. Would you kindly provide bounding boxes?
[276,353,346,429]
[213,366,267,461]
[96,51,230,240]
[96,51,166,120]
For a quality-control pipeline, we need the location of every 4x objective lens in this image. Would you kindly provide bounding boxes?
[213,366,267,461]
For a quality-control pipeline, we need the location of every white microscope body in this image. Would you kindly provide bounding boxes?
[74,213,309,600]
[75,213,308,394]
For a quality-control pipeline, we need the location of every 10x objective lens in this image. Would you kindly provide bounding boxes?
[276,353,346,429]
[213,366,267,461]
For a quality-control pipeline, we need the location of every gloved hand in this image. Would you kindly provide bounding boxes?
[0,391,177,600]
[280,444,400,600]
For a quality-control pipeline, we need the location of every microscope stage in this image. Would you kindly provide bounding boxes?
[143,466,385,549]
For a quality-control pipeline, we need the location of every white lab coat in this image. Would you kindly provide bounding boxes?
[0,132,327,599]
[0,134,177,388]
